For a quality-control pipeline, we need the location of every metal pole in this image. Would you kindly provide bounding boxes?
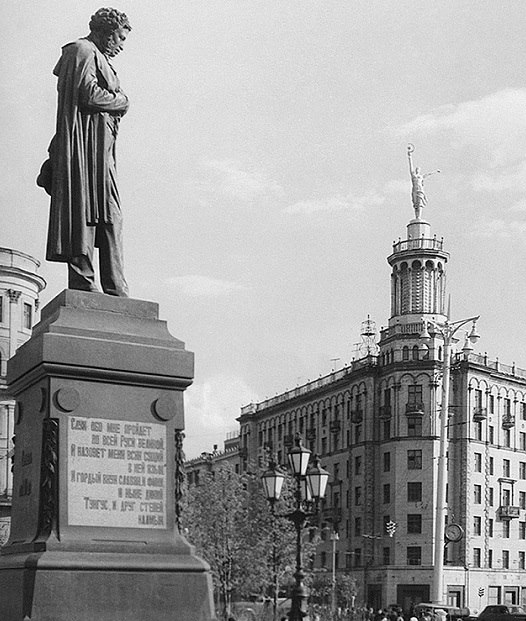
[287,509,309,621]
[431,331,451,604]
[331,532,339,619]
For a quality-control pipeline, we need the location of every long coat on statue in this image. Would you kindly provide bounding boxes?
[44,38,129,262]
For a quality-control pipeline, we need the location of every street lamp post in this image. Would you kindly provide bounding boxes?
[261,434,329,621]
[330,530,339,620]
[422,310,480,605]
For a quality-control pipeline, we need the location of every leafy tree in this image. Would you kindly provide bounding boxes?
[183,462,321,620]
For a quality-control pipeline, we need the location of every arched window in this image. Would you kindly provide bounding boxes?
[412,345,419,360]
[402,346,409,361]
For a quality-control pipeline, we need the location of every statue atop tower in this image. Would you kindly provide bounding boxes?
[407,144,440,219]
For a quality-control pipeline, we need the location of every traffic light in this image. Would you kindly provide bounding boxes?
[385,520,397,537]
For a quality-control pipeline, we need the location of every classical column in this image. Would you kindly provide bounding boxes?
[6,290,21,358]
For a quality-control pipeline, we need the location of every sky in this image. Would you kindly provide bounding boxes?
[2,1,526,458]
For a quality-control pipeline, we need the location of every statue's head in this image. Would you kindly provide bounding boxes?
[415,166,421,174]
[89,7,132,58]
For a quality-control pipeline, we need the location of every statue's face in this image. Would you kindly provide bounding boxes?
[104,26,129,58]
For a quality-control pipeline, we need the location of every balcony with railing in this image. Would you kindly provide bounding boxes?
[499,505,520,519]
[283,433,294,447]
[329,420,341,433]
[306,427,316,441]
[472,406,487,422]
[406,402,425,416]
[350,409,363,424]
[379,405,392,419]
[391,237,444,254]
[502,415,515,430]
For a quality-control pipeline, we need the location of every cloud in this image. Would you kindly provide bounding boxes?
[166,274,249,297]
[471,160,526,194]
[284,190,384,215]
[201,158,283,203]
[396,88,526,169]
[470,217,526,239]
[183,374,257,459]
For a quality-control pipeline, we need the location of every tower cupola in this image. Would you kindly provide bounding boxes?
[379,146,448,359]
[387,145,448,327]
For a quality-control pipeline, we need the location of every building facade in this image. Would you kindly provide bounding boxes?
[0,248,46,544]
[234,204,526,611]
[185,431,241,487]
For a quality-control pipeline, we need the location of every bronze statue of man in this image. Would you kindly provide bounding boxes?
[38,8,131,296]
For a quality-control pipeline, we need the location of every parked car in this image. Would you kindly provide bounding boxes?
[478,606,526,621]
[414,603,470,621]
[232,596,291,621]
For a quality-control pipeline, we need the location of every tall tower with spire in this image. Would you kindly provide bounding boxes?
[379,146,447,361]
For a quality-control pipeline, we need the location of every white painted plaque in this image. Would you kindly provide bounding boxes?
[0,517,10,546]
[68,416,167,528]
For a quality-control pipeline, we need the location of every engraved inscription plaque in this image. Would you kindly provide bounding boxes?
[68,416,167,528]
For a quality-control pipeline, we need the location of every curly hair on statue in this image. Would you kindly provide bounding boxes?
[89,7,132,34]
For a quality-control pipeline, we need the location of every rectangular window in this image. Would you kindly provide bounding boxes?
[23,302,32,330]
[355,425,362,443]
[520,491,526,510]
[474,484,482,504]
[489,457,494,475]
[475,422,483,441]
[407,482,422,502]
[522,403,526,421]
[489,519,494,537]
[489,395,495,414]
[503,521,510,538]
[488,549,493,568]
[489,426,495,444]
[519,522,526,540]
[408,385,423,405]
[407,546,421,566]
[407,514,422,534]
[473,548,481,568]
[383,452,391,472]
[354,517,361,536]
[383,547,391,565]
[503,459,511,477]
[521,432,526,451]
[520,551,526,570]
[407,417,422,437]
[474,453,482,472]
[407,450,422,470]
[489,487,494,506]
[355,456,362,476]
[504,429,512,448]
[382,419,391,440]
[355,486,362,506]
[520,462,526,480]
[503,488,511,505]
[354,548,362,567]
[503,550,510,569]
[321,437,327,454]
[383,483,390,504]
[474,516,482,536]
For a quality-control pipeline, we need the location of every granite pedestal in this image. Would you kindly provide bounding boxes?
[0,290,215,621]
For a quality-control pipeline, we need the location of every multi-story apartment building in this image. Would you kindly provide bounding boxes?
[0,248,46,544]
[185,431,240,486]
[234,201,526,611]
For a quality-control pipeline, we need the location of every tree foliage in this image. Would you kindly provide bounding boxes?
[183,463,320,620]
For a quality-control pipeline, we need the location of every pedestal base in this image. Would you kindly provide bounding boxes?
[1,290,216,621]
[0,550,213,621]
